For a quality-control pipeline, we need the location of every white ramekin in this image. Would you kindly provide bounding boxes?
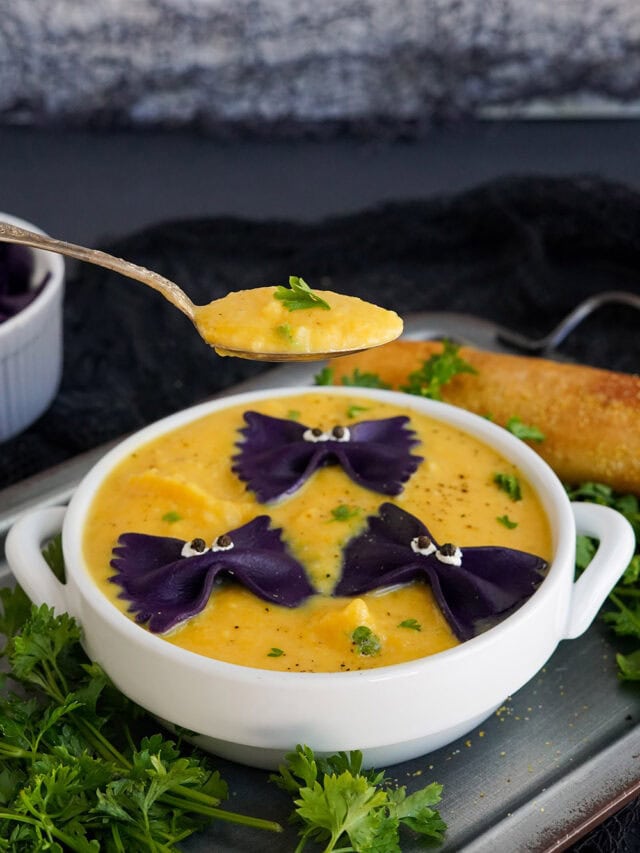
[0,213,65,441]
[5,387,636,768]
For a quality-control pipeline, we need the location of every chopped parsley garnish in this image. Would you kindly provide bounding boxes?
[493,472,522,502]
[401,339,477,401]
[329,504,360,523]
[497,514,518,529]
[274,276,331,311]
[287,409,302,420]
[351,625,381,656]
[276,322,295,342]
[346,404,370,418]
[271,744,447,851]
[506,416,545,442]
[268,647,285,657]
[161,510,182,523]
[398,618,422,631]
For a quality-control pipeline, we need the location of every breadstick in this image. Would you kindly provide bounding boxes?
[329,341,640,493]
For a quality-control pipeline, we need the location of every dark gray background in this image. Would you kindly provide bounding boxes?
[1,119,640,247]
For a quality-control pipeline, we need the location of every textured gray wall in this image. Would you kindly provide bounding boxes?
[2,1,640,135]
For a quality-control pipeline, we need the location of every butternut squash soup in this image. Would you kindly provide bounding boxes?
[83,392,552,672]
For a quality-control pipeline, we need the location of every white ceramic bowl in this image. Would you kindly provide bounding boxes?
[5,387,635,769]
[0,213,65,441]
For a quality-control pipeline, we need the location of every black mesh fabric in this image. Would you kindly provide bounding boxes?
[0,174,638,847]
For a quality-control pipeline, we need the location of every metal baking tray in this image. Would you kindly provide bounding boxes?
[1,310,638,852]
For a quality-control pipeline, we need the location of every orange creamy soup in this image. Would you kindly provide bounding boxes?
[83,393,552,672]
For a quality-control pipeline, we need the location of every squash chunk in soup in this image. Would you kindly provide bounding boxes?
[84,393,552,672]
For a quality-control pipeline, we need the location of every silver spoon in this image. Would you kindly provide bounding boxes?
[0,221,401,362]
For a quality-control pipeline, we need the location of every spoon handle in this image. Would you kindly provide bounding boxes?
[0,221,196,320]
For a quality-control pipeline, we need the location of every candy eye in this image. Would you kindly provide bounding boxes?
[212,533,234,552]
[331,425,350,442]
[435,543,462,566]
[411,535,436,556]
[303,427,329,442]
[181,538,209,557]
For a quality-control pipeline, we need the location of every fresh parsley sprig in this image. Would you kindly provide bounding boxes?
[314,366,335,386]
[401,340,476,401]
[274,277,331,312]
[0,586,283,849]
[505,417,545,442]
[567,482,640,681]
[271,744,446,852]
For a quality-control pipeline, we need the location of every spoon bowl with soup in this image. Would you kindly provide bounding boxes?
[0,223,402,361]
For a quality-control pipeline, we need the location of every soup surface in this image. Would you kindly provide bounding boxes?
[84,392,552,671]
[193,286,402,357]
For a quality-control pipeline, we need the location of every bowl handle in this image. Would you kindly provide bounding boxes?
[5,506,69,614]
[563,502,636,639]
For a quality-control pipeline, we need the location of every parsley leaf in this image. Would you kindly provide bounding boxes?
[341,368,390,389]
[346,404,370,419]
[329,504,360,522]
[401,340,476,401]
[575,534,597,572]
[603,599,640,639]
[387,782,447,840]
[622,554,640,586]
[398,618,422,631]
[313,366,390,388]
[271,744,446,851]
[267,647,285,657]
[617,649,640,682]
[351,626,381,656]
[274,276,331,312]
[161,510,182,524]
[276,322,295,342]
[42,534,66,581]
[314,366,334,386]
[506,417,545,442]
[296,770,389,850]
[567,482,640,681]
[0,586,32,651]
[493,472,522,502]
[497,514,518,529]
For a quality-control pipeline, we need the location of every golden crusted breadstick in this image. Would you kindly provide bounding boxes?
[329,341,640,493]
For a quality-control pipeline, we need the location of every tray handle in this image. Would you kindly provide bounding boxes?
[564,502,636,640]
[5,505,69,614]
